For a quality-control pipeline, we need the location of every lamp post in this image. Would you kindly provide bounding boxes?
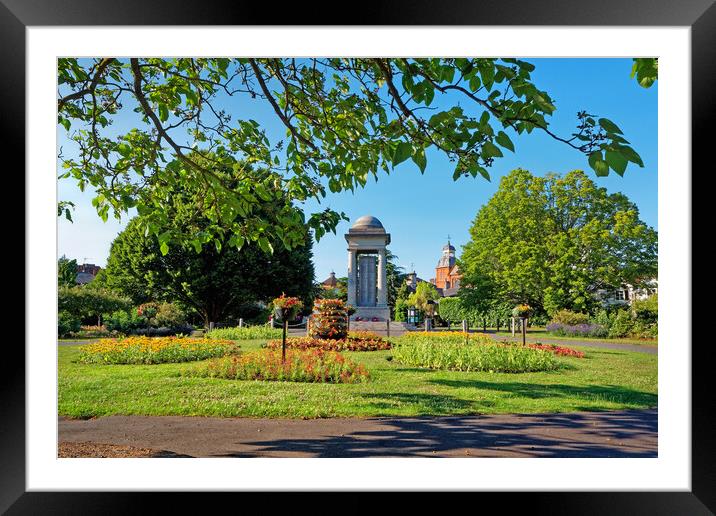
[272,295,303,364]
[512,304,532,346]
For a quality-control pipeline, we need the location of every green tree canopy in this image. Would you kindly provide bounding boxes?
[58,58,644,251]
[408,282,441,316]
[58,255,78,287]
[58,286,132,324]
[459,169,657,315]
[103,216,315,326]
[100,161,316,326]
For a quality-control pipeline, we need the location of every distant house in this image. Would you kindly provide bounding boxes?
[76,263,101,285]
[596,278,658,306]
[320,271,338,290]
[403,271,427,292]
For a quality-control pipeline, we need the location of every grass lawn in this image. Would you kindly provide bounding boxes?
[58,339,657,419]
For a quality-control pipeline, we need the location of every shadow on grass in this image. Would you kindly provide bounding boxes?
[430,378,657,407]
[215,408,657,458]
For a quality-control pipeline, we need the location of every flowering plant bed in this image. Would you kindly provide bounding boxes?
[265,335,391,352]
[546,322,608,338]
[66,325,120,339]
[194,349,368,383]
[392,338,560,373]
[400,331,495,346]
[207,325,282,340]
[348,330,381,339]
[528,343,585,358]
[77,336,240,364]
[393,332,561,372]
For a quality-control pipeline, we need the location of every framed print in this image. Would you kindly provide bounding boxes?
[4,0,713,511]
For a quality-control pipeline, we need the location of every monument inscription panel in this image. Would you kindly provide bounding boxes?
[357,254,377,306]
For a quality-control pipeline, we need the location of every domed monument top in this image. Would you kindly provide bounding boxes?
[350,215,385,232]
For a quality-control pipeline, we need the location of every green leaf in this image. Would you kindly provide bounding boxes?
[495,131,515,152]
[411,147,427,173]
[230,234,245,250]
[481,64,495,91]
[258,237,273,254]
[588,151,609,177]
[605,149,628,176]
[598,118,623,135]
[482,141,503,159]
[424,85,435,106]
[392,141,413,167]
[469,75,481,91]
[117,143,131,157]
[622,147,644,167]
[160,242,169,255]
[158,104,169,123]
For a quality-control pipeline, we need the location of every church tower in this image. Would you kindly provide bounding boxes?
[434,239,456,290]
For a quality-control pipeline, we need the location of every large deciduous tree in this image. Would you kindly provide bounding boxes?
[103,216,315,327]
[101,161,316,326]
[459,169,657,315]
[57,58,645,252]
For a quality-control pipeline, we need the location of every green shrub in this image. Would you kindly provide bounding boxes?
[154,302,187,327]
[607,309,634,338]
[206,325,282,340]
[550,309,590,326]
[58,286,132,322]
[105,309,145,334]
[633,294,657,320]
[528,313,550,326]
[394,298,409,322]
[58,311,81,338]
[194,349,368,383]
[392,335,560,373]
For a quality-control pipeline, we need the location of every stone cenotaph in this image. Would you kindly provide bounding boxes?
[345,215,391,322]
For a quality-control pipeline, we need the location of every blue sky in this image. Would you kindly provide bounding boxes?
[57,58,657,283]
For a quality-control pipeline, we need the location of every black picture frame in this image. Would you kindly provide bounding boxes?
[4,0,711,511]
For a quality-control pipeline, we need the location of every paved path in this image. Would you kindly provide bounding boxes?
[59,409,657,458]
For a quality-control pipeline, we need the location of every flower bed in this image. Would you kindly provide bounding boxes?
[528,343,585,358]
[546,322,607,338]
[207,325,282,340]
[392,336,559,373]
[194,349,368,383]
[77,336,240,365]
[265,334,391,352]
[66,325,120,339]
[399,331,495,346]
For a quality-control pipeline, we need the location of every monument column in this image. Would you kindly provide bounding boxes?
[377,248,387,307]
[347,248,357,306]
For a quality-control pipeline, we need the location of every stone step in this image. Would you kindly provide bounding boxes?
[349,321,417,332]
